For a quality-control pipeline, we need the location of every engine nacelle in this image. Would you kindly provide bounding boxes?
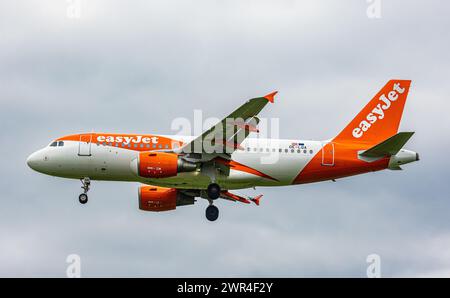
[138,186,195,212]
[130,152,197,178]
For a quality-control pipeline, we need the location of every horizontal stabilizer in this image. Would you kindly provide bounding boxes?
[360,132,415,158]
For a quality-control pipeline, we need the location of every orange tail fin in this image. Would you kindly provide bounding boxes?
[333,80,411,145]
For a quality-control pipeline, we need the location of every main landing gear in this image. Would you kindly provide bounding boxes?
[79,177,90,204]
[207,183,221,200]
[206,204,219,222]
[205,183,221,221]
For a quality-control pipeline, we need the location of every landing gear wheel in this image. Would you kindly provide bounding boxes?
[207,183,221,200]
[206,205,219,222]
[79,193,88,204]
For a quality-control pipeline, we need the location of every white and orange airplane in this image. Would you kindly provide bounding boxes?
[27,80,418,221]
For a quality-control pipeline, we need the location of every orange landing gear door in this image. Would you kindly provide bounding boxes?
[321,142,335,166]
[78,134,92,156]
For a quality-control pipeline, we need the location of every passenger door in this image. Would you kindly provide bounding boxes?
[78,134,92,156]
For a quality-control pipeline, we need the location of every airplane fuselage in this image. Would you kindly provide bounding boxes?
[27,133,418,190]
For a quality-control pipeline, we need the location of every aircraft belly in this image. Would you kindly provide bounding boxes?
[143,172,211,189]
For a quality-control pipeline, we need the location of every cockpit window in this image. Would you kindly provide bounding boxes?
[50,141,57,147]
[58,141,64,147]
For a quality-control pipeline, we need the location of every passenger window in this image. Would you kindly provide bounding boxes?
[50,141,57,147]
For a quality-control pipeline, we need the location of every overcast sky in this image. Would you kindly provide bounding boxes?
[1,0,449,277]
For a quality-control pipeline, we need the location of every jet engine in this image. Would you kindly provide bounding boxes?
[138,186,195,212]
[130,152,197,178]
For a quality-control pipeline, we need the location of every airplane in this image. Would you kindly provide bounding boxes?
[27,80,419,221]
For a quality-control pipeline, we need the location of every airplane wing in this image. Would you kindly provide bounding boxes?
[220,191,263,206]
[176,91,277,161]
[174,189,263,206]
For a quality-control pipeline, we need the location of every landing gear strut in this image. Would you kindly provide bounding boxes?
[205,183,221,221]
[79,177,90,204]
[207,183,221,200]
[205,204,219,222]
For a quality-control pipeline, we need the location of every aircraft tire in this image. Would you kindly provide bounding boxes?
[207,183,221,200]
[206,205,219,221]
[79,193,88,204]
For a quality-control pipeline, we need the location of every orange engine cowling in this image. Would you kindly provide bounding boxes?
[138,186,195,212]
[131,152,197,178]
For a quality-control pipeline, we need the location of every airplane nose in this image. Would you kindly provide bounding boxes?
[27,151,42,171]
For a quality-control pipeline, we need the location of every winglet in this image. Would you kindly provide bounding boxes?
[263,91,278,103]
[250,195,263,206]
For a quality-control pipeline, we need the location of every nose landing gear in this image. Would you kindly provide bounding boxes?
[79,177,90,204]
[79,193,88,204]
